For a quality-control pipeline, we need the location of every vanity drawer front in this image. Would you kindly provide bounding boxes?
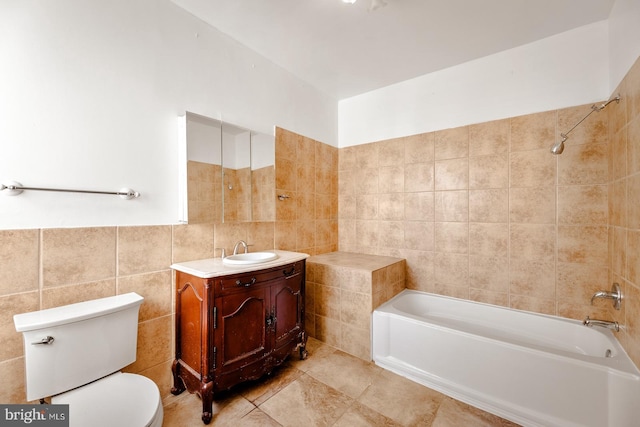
[216,261,303,293]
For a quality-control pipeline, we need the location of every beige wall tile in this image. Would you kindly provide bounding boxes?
[435,126,468,160]
[558,103,608,147]
[173,223,214,263]
[470,289,508,307]
[404,221,434,251]
[509,224,555,262]
[379,193,404,220]
[117,225,172,276]
[355,143,379,169]
[404,191,434,221]
[316,284,341,320]
[557,225,607,265]
[340,290,371,330]
[0,292,38,361]
[435,190,468,222]
[42,227,116,287]
[510,110,555,152]
[404,132,434,163]
[378,221,404,248]
[315,315,340,347]
[378,137,405,167]
[469,255,508,292]
[404,163,434,192]
[297,164,316,194]
[378,166,405,194]
[434,253,468,285]
[558,185,607,225]
[509,294,555,315]
[118,271,172,322]
[509,259,555,300]
[0,229,39,296]
[510,149,556,188]
[341,325,371,361]
[558,142,609,185]
[469,189,508,223]
[469,118,510,157]
[127,316,172,374]
[469,154,508,189]
[435,222,468,254]
[356,168,379,194]
[509,187,556,224]
[297,135,316,166]
[356,194,378,220]
[0,358,27,403]
[469,223,508,257]
[434,158,468,190]
[609,179,627,227]
[628,117,640,175]
[42,280,116,309]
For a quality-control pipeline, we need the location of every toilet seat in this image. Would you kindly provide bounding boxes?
[52,372,163,427]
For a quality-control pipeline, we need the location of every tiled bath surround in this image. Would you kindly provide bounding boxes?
[306,252,406,360]
[338,55,640,369]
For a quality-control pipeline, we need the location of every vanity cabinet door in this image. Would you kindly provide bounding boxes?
[213,286,269,389]
[271,271,303,353]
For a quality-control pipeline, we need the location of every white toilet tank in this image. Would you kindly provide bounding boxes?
[14,293,144,401]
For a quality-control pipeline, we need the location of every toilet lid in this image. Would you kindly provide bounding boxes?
[52,372,161,427]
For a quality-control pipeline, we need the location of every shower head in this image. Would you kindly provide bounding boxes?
[549,134,567,155]
[551,94,620,156]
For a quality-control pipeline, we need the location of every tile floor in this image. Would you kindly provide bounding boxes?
[162,337,520,427]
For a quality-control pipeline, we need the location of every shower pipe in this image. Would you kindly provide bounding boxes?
[0,181,140,200]
[550,94,620,155]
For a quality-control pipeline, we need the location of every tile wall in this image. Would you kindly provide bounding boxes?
[306,252,406,360]
[608,56,640,367]
[338,105,609,318]
[274,127,339,256]
[338,54,640,368]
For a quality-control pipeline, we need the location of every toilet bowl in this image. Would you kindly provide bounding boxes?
[52,372,163,427]
[14,293,163,427]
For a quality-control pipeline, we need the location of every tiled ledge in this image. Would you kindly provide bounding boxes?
[306,251,405,361]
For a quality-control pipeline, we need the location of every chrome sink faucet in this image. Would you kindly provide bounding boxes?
[233,240,248,255]
[583,316,620,332]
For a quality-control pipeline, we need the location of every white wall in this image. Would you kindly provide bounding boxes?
[609,0,640,91]
[0,0,337,229]
[338,21,610,148]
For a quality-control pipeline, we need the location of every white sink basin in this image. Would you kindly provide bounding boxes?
[223,252,279,266]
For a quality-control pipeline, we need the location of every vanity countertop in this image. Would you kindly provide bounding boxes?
[170,250,309,278]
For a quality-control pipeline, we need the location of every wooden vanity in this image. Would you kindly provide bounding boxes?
[170,250,308,424]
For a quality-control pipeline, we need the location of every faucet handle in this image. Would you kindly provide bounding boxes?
[215,248,226,259]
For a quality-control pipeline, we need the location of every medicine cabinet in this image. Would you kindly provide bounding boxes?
[178,112,275,223]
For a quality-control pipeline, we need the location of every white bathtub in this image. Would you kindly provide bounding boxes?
[372,290,640,427]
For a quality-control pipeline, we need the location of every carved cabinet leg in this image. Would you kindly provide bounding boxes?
[170,359,185,395]
[200,381,214,424]
[299,331,308,360]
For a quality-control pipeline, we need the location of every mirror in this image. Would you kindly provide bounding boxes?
[178,112,275,223]
[250,131,275,221]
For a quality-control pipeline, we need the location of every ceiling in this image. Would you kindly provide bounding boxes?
[170,0,615,100]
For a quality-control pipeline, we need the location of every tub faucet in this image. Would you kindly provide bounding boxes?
[233,240,248,255]
[590,283,622,310]
[583,316,620,332]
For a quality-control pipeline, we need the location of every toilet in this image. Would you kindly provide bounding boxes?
[14,293,163,427]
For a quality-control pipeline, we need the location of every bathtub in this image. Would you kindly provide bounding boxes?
[372,290,640,427]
